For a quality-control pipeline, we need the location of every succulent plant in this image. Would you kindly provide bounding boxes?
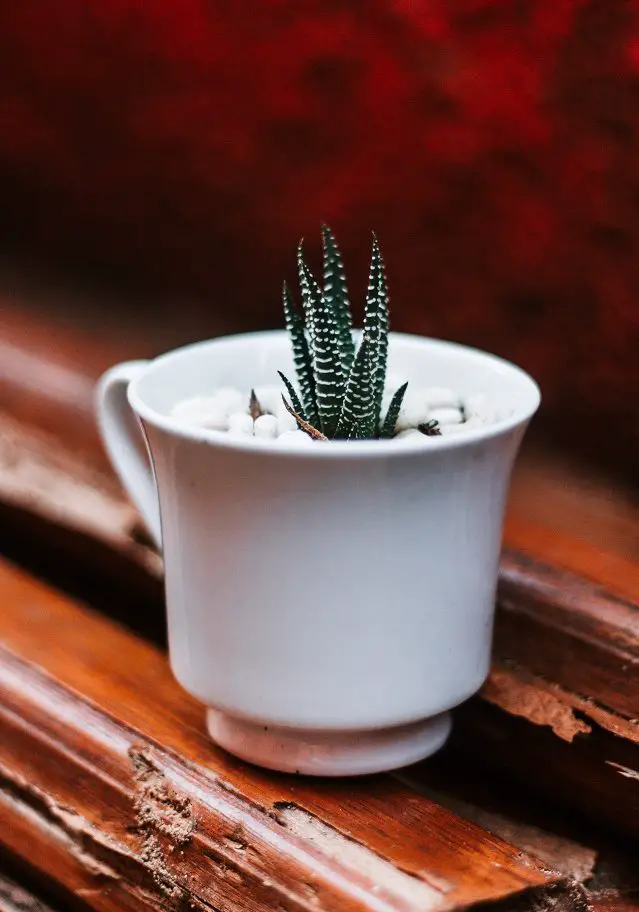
[279,226,408,440]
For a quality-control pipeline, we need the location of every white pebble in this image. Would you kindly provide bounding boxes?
[253,385,282,416]
[395,392,431,431]
[463,393,486,416]
[212,386,245,416]
[227,412,254,436]
[276,430,314,446]
[429,407,464,426]
[464,394,499,425]
[170,396,228,430]
[394,428,424,441]
[439,416,482,435]
[254,414,278,439]
[421,387,459,409]
[276,407,298,434]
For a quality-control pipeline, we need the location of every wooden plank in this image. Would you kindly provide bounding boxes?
[0,558,567,912]
[497,551,639,719]
[452,553,639,839]
[2,297,639,844]
[0,410,160,579]
[0,286,234,471]
[1,381,638,840]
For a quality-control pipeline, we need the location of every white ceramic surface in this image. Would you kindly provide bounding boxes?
[96,331,540,776]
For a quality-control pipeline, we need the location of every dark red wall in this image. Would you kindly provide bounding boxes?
[0,1,637,469]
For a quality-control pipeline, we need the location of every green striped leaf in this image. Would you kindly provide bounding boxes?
[379,382,408,438]
[297,241,322,335]
[282,282,318,425]
[321,225,355,372]
[297,244,346,437]
[362,234,390,429]
[277,371,306,420]
[335,335,377,440]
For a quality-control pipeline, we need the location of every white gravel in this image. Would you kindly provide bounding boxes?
[170,383,499,441]
[254,414,279,439]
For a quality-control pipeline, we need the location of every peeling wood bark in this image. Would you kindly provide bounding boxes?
[0,558,566,912]
[481,665,639,747]
[482,668,592,743]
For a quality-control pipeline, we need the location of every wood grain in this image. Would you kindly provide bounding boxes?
[0,558,566,912]
[497,551,639,719]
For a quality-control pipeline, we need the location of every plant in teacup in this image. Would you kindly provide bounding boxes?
[97,227,540,777]
[171,227,492,444]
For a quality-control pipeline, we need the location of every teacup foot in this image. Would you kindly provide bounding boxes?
[206,709,452,776]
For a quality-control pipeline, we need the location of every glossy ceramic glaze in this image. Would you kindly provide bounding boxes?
[96,331,540,775]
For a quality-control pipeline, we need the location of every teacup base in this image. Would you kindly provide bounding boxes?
[206,709,452,776]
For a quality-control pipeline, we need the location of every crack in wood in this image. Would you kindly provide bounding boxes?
[0,761,123,881]
[273,802,447,910]
[128,745,197,903]
[0,758,219,911]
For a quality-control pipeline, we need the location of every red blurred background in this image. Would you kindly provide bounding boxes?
[0,1,637,474]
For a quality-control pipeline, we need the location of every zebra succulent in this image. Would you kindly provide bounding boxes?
[279,226,408,441]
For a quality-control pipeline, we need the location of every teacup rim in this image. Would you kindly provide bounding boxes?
[127,330,541,459]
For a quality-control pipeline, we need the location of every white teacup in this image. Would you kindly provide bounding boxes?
[96,330,540,776]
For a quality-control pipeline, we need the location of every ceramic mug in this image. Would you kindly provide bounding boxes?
[96,331,540,776]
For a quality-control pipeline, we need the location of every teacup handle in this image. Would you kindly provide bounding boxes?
[96,361,162,549]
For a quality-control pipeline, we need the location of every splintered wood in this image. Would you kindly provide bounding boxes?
[0,558,568,912]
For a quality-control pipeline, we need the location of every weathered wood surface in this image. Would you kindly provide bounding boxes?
[3,412,638,836]
[1,301,639,844]
[0,558,571,912]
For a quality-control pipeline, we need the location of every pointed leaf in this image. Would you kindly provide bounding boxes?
[321,224,355,372]
[282,282,318,425]
[297,242,322,335]
[277,371,307,421]
[335,336,377,440]
[379,382,409,438]
[298,245,347,437]
[362,234,390,428]
[249,389,263,421]
[281,395,328,440]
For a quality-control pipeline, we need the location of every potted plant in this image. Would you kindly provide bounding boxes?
[97,227,540,776]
